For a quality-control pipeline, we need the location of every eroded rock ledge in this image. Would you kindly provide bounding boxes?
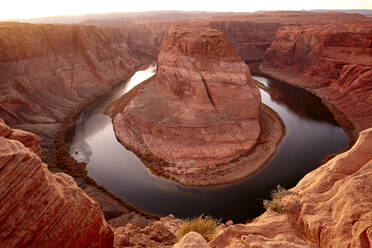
[0,118,113,247]
[113,24,283,185]
[258,23,372,141]
[174,127,372,248]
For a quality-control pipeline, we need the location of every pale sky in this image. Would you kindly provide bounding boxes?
[1,0,371,21]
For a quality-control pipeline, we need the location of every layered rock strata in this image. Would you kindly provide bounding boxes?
[1,12,369,163]
[114,215,183,247]
[208,11,371,62]
[0,22,153,162]
[0,118,113,247]
[113,25,268,184]
[82,11,372,63]
[174,128,372,248]
[260,24,372,137]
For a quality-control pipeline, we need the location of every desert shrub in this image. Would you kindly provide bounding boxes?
[263,185,292,214]
[176,215,221,241]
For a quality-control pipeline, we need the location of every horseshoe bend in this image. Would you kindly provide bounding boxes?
[0,10,371,248]
[112,24,284,186]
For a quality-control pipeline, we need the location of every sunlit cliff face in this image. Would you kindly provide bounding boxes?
[1,0,371,21]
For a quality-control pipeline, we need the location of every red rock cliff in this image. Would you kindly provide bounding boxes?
[0,118,113,247]
[113,24,261,172]
[260,24,372,135]
[208,11,371,62]
[0,22,152,162]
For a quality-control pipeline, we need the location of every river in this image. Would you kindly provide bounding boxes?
[69,65,348,222]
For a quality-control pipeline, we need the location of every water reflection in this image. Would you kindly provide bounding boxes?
[254,76,338,125]
[69,67,348,222]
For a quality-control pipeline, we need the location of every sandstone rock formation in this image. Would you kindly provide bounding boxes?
[0,22,154,162]
[173,232,210,248]
[208,11,371,62]
[0,118,113,247]
[114,215,183,247]
[1,12,369,163]
[173,128,372,248]
[113,24,262,179]
[260,24,372,138]
[81,11,372,63]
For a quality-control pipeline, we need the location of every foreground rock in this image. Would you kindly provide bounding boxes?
[173,128,372,248]
[259,23,372,139]
[0,119,113,247]
[113,25,273,185]
[173,232,209,248]
[114,215,183,247]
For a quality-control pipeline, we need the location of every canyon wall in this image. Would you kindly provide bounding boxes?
[260,23,372,136]
[81,11,372,63]
[119,22,171,57]
[0,118,113,247]
[1,12,369,163]
[0,22,153,162]
[208,11,371,62]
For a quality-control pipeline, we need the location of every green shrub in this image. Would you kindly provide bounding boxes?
[176,215,221,241]
[263,185,291,214]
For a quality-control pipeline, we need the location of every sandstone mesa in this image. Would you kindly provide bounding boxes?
[112,24,286,185]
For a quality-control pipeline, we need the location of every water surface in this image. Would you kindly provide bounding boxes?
[70,67,348,222]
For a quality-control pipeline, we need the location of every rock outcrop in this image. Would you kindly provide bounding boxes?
[173,128,372,248]
[174,232,210,248]
[208,11,371,62]
[113,24,263,184]
[0,118,113,247]
[260,24,372,137]
[114,215,183,247]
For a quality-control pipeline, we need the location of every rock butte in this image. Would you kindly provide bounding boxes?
[112,24,283,185]
[0,10,371,248]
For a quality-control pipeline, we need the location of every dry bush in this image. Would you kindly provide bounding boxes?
[176,215,221,241]
[263,185,293,214]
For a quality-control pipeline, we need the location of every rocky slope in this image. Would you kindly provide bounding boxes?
[112,24,271,185]
[0,118,113,247]
[259,23,372,138]
[0,22,154,162]
[174,127,372,248]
